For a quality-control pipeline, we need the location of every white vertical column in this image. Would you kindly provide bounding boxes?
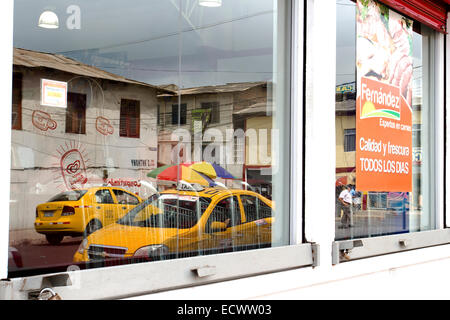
[304,0,336,267]
[0,0,14,279]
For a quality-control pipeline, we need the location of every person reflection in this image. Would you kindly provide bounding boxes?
[338,184,353,228]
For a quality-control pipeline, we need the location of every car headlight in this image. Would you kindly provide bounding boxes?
[133,245,168,258]
[77,238,89,254]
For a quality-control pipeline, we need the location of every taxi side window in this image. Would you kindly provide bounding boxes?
[206,196,241,231]
[241,195,272,222]
[113,189,139,205]
[95,189,115,204]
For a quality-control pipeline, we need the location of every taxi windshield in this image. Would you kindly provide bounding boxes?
[47,190,88,202]
[117,193,212,229]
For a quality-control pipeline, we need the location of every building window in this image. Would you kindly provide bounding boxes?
[171,103,187,125]
[120,99,140,138]
[12,72,22,130]
[66,92,86,134]
[157,104,160,125]
[343,129,356,152]
[201,102,220,124]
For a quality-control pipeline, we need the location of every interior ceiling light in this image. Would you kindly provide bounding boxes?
[199,0,222,7]
[38,10,59,29]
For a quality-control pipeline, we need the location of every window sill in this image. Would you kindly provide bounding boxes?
[332,229,450,264]
[1,243,315,300]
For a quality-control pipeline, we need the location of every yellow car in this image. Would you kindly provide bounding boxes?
[73,187,273,263]
[35,187,143,245]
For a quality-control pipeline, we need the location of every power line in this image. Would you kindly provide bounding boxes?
[56,10,274,55]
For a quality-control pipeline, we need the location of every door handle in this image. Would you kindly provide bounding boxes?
[122,207,127,210]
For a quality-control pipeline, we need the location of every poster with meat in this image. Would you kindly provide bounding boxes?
[356,0,413,192]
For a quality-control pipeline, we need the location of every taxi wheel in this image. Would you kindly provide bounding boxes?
[83,219,102,238]
[46,234,64,245]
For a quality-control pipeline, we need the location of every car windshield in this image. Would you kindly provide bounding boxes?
[117,193,212,229]
[47,190,88,202]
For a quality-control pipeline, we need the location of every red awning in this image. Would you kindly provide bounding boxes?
[377,0,448,33]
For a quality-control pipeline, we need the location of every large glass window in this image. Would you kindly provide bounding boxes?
[9,0,292,277]
[335,0,437,240]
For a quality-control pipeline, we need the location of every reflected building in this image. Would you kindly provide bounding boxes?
[10,47,173,233]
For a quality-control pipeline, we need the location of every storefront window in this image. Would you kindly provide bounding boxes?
[335,0,436,240]
[9,0,291,276]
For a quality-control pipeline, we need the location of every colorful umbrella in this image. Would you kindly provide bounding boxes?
[146,164,212,186]
[189,162,235,179]
[147,162,235,182]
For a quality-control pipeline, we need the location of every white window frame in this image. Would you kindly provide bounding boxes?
[331,3,448,265]
[0,0,315,300]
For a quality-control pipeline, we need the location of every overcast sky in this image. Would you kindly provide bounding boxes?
[13,0,279,88]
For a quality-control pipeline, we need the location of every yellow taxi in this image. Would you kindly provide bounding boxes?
[35,187,143,245]
[73,187,273,262]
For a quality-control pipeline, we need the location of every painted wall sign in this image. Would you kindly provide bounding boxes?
[356,0,413,192]
[41,79,68,108]
[336,82,356,93]
[55,142,90,190]
[130,159,154,167]
[106,178,142,188]
[96,116,114,136]
[32,110,57,131]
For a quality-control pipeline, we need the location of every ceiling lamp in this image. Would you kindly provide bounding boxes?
[38,10,59,29]
[199,0,222,7]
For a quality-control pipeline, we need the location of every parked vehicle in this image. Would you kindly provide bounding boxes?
[35,187,143,244]
[73,187,274,262]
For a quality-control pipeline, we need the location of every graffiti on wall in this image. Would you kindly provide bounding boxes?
[95,116,114,136]
[32,110,57,131]
[53,142,90,190]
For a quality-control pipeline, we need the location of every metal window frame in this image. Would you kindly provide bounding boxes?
[343,128,356,152]
[333,13,447,265]
[0,0,315,300]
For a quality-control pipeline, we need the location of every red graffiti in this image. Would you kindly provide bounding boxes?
[96,116,114,136]
[107,179,142,188]
[65,160,81,174]
[60,149,88,190]
[32,110,57,131]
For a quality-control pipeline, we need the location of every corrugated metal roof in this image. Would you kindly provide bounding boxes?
[13,47,175,94]
[335,99,356,113]
[158,81,268,97]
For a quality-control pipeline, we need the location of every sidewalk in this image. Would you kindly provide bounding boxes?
[9,229,48,246]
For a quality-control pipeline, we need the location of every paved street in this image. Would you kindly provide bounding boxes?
[335,209,421,240]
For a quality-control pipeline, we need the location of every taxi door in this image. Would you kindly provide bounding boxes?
[111,189,141,220]
[93,188,117,227]
[236,194,273,249]
[201,196,245,253]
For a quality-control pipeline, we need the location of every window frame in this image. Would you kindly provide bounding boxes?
[343,128,356,152]
[0,0,313,298]
[332,2,447,264]
[11,72,22,131]
[119,98,140,138]
[171,103,187,125]
[65,92,87,135]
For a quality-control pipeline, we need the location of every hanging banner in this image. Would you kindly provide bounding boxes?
[356,0,413,192]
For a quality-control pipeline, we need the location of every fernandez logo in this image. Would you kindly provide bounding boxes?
[360,77,401,121]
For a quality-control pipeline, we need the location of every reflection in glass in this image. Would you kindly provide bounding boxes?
[9,0,291,275]
[335,0,435,240]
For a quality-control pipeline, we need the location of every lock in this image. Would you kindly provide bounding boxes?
[38,288,62,300]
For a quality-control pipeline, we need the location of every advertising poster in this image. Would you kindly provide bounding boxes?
[356,0,413,192]
[41,78,68,108]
